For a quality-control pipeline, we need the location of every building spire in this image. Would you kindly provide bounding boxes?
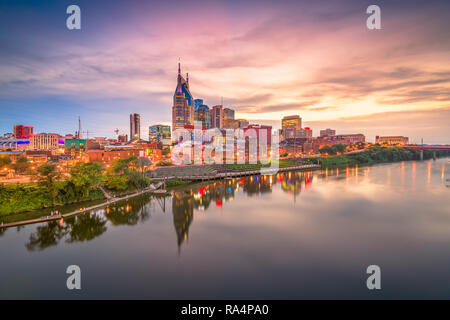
[178,62,181,76]
[186,72,189,85]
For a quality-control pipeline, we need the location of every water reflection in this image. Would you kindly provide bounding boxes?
[2,158,450,299]
[12,159,450,256]
[173,191,194,250]
[21,171,319,252]
[106,196,150,226]
[25,212,107,251]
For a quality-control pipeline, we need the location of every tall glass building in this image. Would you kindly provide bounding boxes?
[172,63,194,131]
[223,108,235,121]
[130,113,141,140]
[194,99,203,112]
[194,104,211,129]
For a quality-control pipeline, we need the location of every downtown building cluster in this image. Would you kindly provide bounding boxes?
[172,62,248,131]
[0,63,411,176]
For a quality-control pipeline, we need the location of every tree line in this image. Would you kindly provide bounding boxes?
[0,156,151,215]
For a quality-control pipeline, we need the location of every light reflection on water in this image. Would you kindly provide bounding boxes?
[0,158,449,299]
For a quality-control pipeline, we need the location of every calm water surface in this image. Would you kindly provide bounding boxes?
[1,158,449,299]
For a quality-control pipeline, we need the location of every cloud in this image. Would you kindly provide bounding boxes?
[0,0,449,142]
[308,107,450,144]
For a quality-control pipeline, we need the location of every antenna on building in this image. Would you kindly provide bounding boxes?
[78,116,81,139]
[178,57,181,75]
[186,72,189,85]
[221,96,223,106]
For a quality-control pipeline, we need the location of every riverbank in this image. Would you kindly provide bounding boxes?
[306,146,450,169]
[0,163,319,225]
[2,147,446,223]
[0,181,165,228]
[2,158,448,299]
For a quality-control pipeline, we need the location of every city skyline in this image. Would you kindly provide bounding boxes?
[1,1,450,303]
[1,0,450,143]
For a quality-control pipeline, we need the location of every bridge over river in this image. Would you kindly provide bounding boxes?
[402,145,450,160]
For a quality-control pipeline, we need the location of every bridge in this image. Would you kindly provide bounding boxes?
[402,145,450,160]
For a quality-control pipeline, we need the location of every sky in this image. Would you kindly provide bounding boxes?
[0,0,449,143]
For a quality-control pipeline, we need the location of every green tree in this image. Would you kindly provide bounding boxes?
[319,146,336,155]
[0,155,12,168]
[105,175,128,191]
[35,164,61,206]
[12,156,30,174]
[110,156,138,175]
[319,146,330,154]
[69,162,104,198]
[333,144,345,154]
[127,170,150,190]
[109,156,150,190]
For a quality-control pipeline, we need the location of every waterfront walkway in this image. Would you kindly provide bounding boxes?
[0,181,165,229]
[150,163,320,181]
[0,163,320,229]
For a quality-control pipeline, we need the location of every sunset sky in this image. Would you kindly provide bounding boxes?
[0,0,449,143]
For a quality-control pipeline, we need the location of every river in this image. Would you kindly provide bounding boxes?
[0,158,449,299]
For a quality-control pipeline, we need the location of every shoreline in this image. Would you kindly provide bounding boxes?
[0,182,166,229]
[2,157,448,229]
[0,164,320,229]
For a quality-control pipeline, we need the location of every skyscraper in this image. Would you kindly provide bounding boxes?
[281,115,302,131]
[223,108,236,129]
[281,115,302,140]
[194,105,211,129]
[172,63,194,131]
[223,108,235,121]
[211,105,223,129]
[130,113,141,140]
[194,99,203,111]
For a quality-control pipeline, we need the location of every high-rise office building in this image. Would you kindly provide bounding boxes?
[281,115,302,140]
[194,99,203,111]
[223,108,235,121]
[222,108,235,129]
[194,105,211,129]
[281,115,302,131]
[172,63,194,131]
[14,125,34,139]
[211,105,223,129]
[130,113,141,140]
